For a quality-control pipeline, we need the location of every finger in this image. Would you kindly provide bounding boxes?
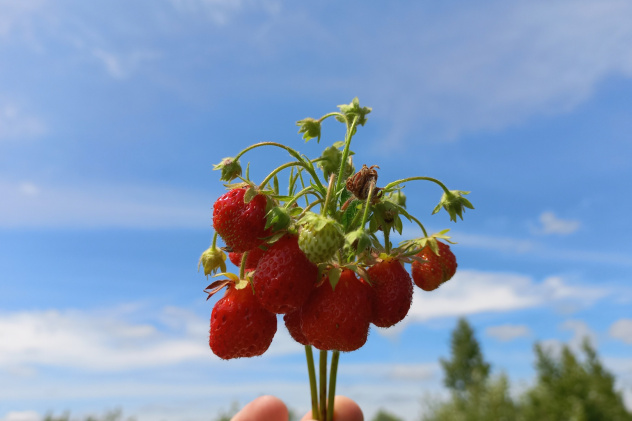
[300,396,364,421]
[231,395,289,421]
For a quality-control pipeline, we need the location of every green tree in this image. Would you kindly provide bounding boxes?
[372,408,404,421]
[439,318,491,395]
[520,339,632,421]
[422,318,517,421]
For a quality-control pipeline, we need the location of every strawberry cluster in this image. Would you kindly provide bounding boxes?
[198,98,473,420]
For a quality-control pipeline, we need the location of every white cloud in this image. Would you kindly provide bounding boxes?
[168,0,280,25]
[405,270,608,325]
[610,319,632,344]
[1,411,40,421]
[561,319,597,349]
[92,48,161,80]
[0,180,214,229]
[0,305,303,373]
[357,0,632,141]
[454,231,632,266]
[0,0,46,38]
[0,104,45,140]
[486,324,532,341]
[536,211,581,235]
[0,307,209,371]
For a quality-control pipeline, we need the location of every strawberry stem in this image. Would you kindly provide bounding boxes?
[305,345,319,418]
[358,180,376,229]
[239,251,248,279]
[383,176,451,195]
[320,174,336,216]
[327,350,340,421]
[319,350,328,421]
[333,116,360,203]
[298,199,324,219]
[258,161,303,190]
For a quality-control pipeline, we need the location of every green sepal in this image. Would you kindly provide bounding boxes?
[213,157,243,182]
[198,246,227,277]
[266,206,291,231]
[243,185,258,204]
[297,117,322,143]
[345,228,371,254]
[337,97,372,126]
[327,267,342,291]
[432,190,475,222]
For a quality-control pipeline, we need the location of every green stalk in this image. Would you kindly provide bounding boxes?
[297,199,324,219]
[320,174,336,216]
[234,141,302,161]
[239,251,249,279]
[327,351,340,421]
[319,350,328,421]
[384,229,391,254]
[235,141,325,192]
[383,176,451,195]
[333,116,360,203]
[358,181,376,229]
[258,161,302,190]
[305,345,319,418]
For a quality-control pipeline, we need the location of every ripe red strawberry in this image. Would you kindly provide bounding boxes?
[283,309,309,346]
[436,241,457,281]
[213,188,271,253]
[228,246,267,270]
[411,247,444,291]
[368,257,413,328]
[300,269,373,352]
[209,284,277,359]
[253,235,318,314]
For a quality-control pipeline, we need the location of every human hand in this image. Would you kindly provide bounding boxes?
[230,395,363,421]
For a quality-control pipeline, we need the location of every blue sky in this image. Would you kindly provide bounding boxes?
[2,0,632,420]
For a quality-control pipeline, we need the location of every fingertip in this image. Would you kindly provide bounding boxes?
[333,396,364,421]
[232,395,289,421]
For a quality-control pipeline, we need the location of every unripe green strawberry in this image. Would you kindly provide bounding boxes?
[368,257,413,328]
[300,269,373,352]
[209,284,277,359]
[297,212,344,264]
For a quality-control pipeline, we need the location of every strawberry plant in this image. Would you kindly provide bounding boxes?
[198,98,474,420]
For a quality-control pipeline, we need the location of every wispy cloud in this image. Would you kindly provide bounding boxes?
[92,49,161,80]
[0,304,302,373]
[534,211,581,235]
[405,270,608,327]
[486,324,532,341]
[610,319,632,344]
[356,0,632,141]
[0,104,45,140]
[168,0,281,25]
[0,307,208,371]
[455,231,632,266]
[0,180,214,229]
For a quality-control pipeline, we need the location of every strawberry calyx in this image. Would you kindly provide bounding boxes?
[204,272,251,300]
